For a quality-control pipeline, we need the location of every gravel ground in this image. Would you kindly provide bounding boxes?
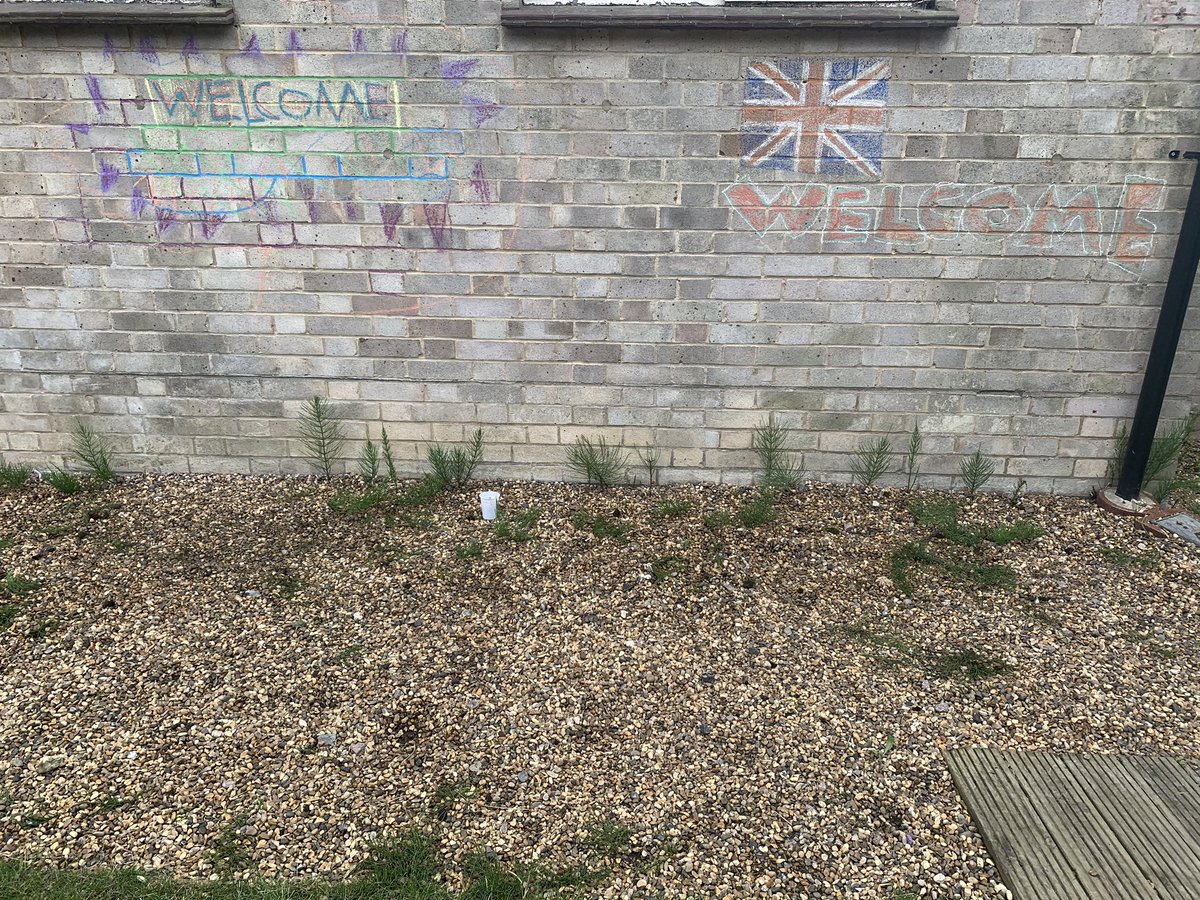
[1,475,1198,899]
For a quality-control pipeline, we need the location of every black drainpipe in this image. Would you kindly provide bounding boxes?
[1115,150,1200,502]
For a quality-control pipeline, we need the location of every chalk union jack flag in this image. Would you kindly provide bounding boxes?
[741,57,889,180]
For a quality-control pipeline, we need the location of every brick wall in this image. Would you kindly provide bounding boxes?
[0,0,1198,492]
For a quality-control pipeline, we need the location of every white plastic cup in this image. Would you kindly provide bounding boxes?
[479,491,500,521]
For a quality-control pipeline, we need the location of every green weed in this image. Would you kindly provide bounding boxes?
[333,644,363,665]
[455,540,483,561]
[736,490,775,528]
[2,573,41,597]
[398,476,445,508]
[428,429,484,486]
[359,438,381,482]
[835,619,917,667]
[752,414,803,488]
[636,447,661,485]
[430,780,476,820]
[851,436,895,487]
[650,555,684,583]
[985,521,1045,544]
[0,603,20,630]
[381,427,400,481]
[43,469,83,496]
[298,396,346,479]
[566,436,628,488]
[570,510,631,543]
[70,422,117,483]
[496,507,540,543]
[931,648,1011,681]
[1098,546,1155,569]
[902,424,922,490]
[655,499,692,518]
[959,449,995,494]
[583,818,631,857]
[211,814,253,876]
[0,457,32,489]
[328,484,390,515]
[702,511,732,530]
[0,827,612,899]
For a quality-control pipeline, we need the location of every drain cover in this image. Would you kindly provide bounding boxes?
[1152,512,1200,547]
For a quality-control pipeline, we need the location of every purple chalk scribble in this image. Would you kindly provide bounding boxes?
[469,161,493,204]
[422,202,450,250]
[351,29,367,53]
[130,188,147,215]
[102,35,118,60]
[344,201,362,222]
[99,162,120,193]
[262,201,281,226]
[200,214,226,239]
[65,123,91,136]
[181,36,203,61]
[136,36,160,64]
[287,30,304,54]
[439,59,479,88]
[85,75,108,114]
[464,97,504,128]
[390,31,409,55]
[154,207,176,234]
[380,203,403,242]
[241,33,263,57]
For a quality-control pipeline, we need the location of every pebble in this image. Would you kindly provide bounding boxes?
[0,474,1195,899]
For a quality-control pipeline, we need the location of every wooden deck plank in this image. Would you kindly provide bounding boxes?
[944,749,1200,900]
[1053,754,1200,899]
[999,751,1148,899]
[1127,756,1200,826]
[948,749,1093,900]
[1022,754,1169,899]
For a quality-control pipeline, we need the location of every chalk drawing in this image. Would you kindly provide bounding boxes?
[122,76,465,217]
[741,57,888,180]
[71,35,500,251]
[722,177,1168,275]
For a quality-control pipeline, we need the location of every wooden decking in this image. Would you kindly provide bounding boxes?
[944,748,1200,900]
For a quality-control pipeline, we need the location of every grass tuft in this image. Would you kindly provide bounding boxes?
[428,429,484,487]
[43,468,84,496]
[655,499,692,518]
[570,510,632,543]
[2,573,41,597]
[736,490,775,528]
[430,780,476,821]
[752,414,803,488]
[985,521,1045,545]
[298,396,346,479]
[583,819,631,857]
[850,436,895,487]
[0,457,33,489]
[328,484,390,516]
[495,507,540,543]
[931,648,1011,681]
[565,436,628,488]
[70,422,117,483]
[455,540,483,561]
[701,511,732,531]
[959,449,995,494]
[649,555,684,582]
